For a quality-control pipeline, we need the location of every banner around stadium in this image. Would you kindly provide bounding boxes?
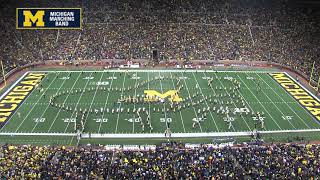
[16,8,82,29]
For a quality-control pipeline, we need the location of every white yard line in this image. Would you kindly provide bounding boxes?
[211,73,245,131]
[98,72,116,133]
[237,74,282,130]
[169,72,186,133]
[48,72,82,132]
[4,128,320,139]
[191,72,219,132]
[31,73,70,132]
[15,72,59,132]
[215,73,251,131]
[202,72,236,131]
[147,72,153,129]
[115,71,127,133]
[180,72,203,132]
[132,72,139,133]
[46,72,83,132]
[80,71,105,130]
[79,128,320,138]
[20,101,300,105]
[257,73,311,129]
[62,72,95,133]
[220,71,258,129]
[158,72,169,129]
[214,72,251,131]
[245,72,296,129]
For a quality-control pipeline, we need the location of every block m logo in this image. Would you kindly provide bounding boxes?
[144,90,183,102]
[23,10,45,27]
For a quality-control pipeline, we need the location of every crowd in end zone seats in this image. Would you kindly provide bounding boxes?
[0,0,319,82]
[0,143,319,179]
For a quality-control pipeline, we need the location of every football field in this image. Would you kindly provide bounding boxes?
[1,69,320,145]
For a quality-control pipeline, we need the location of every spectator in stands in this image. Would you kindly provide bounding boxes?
[0,143,320,179]
[0,0,319,87]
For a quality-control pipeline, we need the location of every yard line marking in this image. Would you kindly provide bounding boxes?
[220,71,259,130]
[22,100,301,105]
[215,72,251,131]
[169,72,186,133]
[115,71,127,133]
[15,72,58,133]
[31,73,70,132]
[237,74,282,130]
[246,101,297,104]
[203,72,236,131]
[208,73,238,131]
[6,128,320,139]
[132,72,139,133]
[62,72,94,133]
[79,71,105,131]
[49,72,82,132]
[245,72,296,129]
[260,73,311,128]
[42,86,281,91]
[192,72,219,132]
[158,72,169,130]
[98,72,116,133]
[46,72,83,132]
[147,72,153,130]
[180,71,203,132]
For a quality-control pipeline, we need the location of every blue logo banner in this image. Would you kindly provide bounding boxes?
[16,8,82,29]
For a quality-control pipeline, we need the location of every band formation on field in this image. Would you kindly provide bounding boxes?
[0,70,320,141]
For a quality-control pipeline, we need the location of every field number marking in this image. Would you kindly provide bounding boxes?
[34,118,45,123]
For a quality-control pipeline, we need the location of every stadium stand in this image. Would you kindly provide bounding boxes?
[0,0,319,82]
[0,143,319,178]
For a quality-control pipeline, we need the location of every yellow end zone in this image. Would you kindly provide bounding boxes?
[0,73,46,125]
[270,73,320,121]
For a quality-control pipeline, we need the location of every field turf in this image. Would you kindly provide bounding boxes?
[0,69,320,145]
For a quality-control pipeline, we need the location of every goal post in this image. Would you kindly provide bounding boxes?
[308,61,320,92]
[309,61,315,86]
[0,60,7,91]
[317,75,320,91]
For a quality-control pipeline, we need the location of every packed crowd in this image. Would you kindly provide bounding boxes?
[0,0,319,81]
[0,142,319,178]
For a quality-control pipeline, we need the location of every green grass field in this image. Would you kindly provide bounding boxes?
[1,69,320,145]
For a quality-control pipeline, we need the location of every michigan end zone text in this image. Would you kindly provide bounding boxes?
[270,73,320,121]
[0,73,46,127]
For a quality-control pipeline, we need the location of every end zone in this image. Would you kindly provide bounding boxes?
[270,72,320,122]
[0,72,46,128]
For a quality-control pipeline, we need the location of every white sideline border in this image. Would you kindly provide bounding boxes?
[1,129,320,138]
[0,72,29,101]
[284,72,320,124]
[285,72,320,103]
